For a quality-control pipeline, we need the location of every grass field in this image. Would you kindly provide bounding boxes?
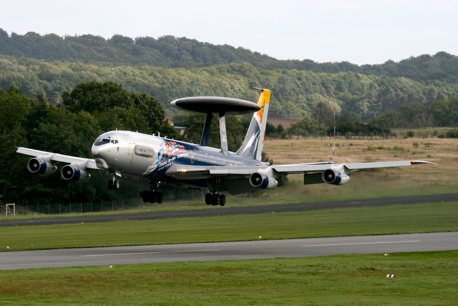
[2,201,457,252]
[0,251,456,305]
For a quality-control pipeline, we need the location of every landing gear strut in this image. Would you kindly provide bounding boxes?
[205,193,225,206]
[141,191,163,204]
[108,177,120,190]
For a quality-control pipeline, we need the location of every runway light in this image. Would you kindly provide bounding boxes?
[6,246,9,249]
[386,274,395,278]
[109,265,113,269]
[258,235,262,239]
[384,253,389,256]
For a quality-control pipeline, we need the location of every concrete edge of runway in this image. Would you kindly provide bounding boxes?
[0,232,457,270]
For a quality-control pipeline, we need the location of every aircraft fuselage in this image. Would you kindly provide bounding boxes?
[91,130,263,192]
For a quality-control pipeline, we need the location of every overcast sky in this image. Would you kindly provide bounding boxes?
[1,0,457,64]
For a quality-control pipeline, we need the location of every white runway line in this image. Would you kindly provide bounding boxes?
[84,248,222,257]
[302,240,419,247]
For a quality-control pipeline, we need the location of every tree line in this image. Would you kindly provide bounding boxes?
[2,55,458,125]
[1,29,458,83]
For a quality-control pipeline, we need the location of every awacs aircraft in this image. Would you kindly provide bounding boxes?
[17,89,429,206]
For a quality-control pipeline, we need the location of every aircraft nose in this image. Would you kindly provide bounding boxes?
[91,145,100,157]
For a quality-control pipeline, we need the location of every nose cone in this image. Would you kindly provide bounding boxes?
[91,145,101,157]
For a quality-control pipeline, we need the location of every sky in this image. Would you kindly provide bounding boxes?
[0,0,457,65]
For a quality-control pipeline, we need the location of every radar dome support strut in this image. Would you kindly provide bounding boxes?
[171,96,260,152]
[200,112,213,147]
[218,112,228,152]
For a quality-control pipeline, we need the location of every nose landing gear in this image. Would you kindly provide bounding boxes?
[108,177,120,190]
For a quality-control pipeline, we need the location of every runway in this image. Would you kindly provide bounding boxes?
[0,232,456,270]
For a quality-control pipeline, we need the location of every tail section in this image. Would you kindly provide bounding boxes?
[237,89,271,161]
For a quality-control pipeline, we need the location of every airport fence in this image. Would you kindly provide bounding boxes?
[6,199,142,215]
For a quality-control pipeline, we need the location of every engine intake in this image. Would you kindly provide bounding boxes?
[322,168,350,185]
[61,164,90,181]
[249,172,278,189]
[27,158,56,174]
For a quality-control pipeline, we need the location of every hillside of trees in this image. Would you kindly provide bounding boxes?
[1,29,458,83]
[2,54,458,124]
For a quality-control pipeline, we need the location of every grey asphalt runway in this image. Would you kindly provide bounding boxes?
[1,193,458,227]
[1,232,456,270]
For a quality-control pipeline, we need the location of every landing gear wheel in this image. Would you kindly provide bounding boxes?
[156,192,163,204]
[205,193,226,206]
[141,191,163,204]
[148,192,157,204]
[205,193,212,205]
[141,191,149,203]
[219,194,226,206]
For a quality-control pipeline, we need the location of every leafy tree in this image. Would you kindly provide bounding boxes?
[287,115,326,136]
[333,112,391,136]
[370,102,434,128]
[62,81,131,113]
[431,97,458,127]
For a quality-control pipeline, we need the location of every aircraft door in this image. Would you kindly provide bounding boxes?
[131,144,156,173]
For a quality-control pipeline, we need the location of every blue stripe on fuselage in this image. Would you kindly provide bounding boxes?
[145,138,260,181]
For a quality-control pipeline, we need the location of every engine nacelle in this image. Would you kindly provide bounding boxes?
[322,168,350,185]
[26,158,56,174]
[249,172,278,189]
[61,164,90,181]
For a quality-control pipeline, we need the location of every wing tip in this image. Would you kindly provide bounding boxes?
[410,160,435,165]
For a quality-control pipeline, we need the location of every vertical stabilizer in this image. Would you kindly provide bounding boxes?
[237,89,271,161]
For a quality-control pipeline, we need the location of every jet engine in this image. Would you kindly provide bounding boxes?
[61,164,90,181]
[26,158,56,174]
[322,168,350,185]
[249,170,278,189]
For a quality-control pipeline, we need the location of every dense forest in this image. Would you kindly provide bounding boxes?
[2,55,458,123]
[1,29,458,83]
[1,30,458,125]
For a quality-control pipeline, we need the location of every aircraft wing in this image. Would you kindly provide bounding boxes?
[272,160,432,174]
[16,147,104,170]
[166,162,333,179]
[166,160,431,180]
[165,164,260,180]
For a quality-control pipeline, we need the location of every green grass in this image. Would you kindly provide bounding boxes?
[3,174,457,222]
[2,202,457,252]
[0,251,457,305]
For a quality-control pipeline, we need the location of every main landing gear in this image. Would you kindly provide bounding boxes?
[141,190,163,204]
[205,193,226,206]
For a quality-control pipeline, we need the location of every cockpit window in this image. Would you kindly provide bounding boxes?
[94,136,119,146]
[94,138,111,146]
